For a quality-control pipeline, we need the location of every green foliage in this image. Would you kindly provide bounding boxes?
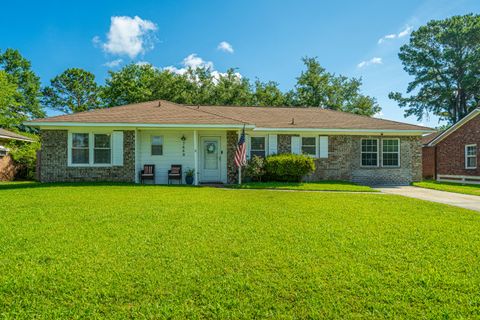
[264,153,315,182]
[245,155,266,181]
[185,168,195,177]
[42,68,101,113]
[0,48,44,127]
[7,133,40,180]
[252,80,286,106]
[291,57,381,116]
[390,14,480,124]
[0,184,479,317]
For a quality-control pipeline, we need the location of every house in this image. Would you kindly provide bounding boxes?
[0,128,34,181]
[25,100,433,185]
[423,108,480,184]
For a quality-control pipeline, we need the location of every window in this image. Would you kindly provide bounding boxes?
[72,133,89,164]
[94,134,111,164]
[151,136,163,155]
[361,139,378,167]
[465,144,477,169]
[301,137,316,156]
[250,136,266,158]
[382,139,400,167]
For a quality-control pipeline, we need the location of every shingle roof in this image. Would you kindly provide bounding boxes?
[421,131,441,145]
[0,128,33,142]
[28,100,433,131]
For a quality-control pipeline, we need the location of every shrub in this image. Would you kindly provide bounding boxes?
[245,155,266,181]
[264,154,315,182]
[7,134,40,180]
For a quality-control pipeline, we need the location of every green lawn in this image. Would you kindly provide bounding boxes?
[1,183,480,318]
[230,180,376,192]
[413,180,480,196]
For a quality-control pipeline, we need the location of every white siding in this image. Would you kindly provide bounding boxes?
[138,130,227,184]
[291,136,301,154]
[112,131,124,166]
[268,134,277,155]
[319,136,329,158]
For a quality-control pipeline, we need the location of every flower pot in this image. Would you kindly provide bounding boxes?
[185,175,194,185]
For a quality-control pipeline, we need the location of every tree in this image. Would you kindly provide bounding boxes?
[0,48,44,125]
[292,57,380,116]
[389,14,480,124]
[252,80,286,106]
[0,71,21,128]
[42,68,101,113]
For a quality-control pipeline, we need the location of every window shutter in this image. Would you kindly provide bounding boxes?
[245,134,251,159]
[112,131,124,166]
[291,136,301,154]
[319,136,328,158]
[268,134,277,155]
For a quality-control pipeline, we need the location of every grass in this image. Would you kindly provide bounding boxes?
[1,183,480,318]
[413,180,480,196]
[229,180,376,192]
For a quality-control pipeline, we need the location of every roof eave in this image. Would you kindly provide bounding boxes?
[427,109,480,146]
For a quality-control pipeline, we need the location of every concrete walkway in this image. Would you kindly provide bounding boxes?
[375,186,480,212]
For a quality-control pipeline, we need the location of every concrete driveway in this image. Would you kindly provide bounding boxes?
[375,186,480,212]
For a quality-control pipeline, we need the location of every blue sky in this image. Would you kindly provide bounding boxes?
[2,0,479,126]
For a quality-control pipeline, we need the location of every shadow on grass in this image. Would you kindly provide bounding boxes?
[0,181,199,191]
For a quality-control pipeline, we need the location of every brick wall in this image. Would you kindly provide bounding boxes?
[422,146,436,179]
[0,154,16,181]
[226,130,238,184]
[436,115,480,176]
[229,134,422,185]
[39,130,135,183]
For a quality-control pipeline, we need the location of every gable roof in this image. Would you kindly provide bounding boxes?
[26,100,433,132]
[421,131,441,145]
[426,108,480,146]
[0,128,33,142]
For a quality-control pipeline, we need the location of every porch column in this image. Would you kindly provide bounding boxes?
[194,130,198,185]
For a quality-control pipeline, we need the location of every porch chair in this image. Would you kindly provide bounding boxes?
[168,164,182,184]
[140,164,155,184]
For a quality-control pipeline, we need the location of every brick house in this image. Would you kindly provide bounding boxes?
[423,108,480,183]
[25,100,433,185]
[0,128,34,181]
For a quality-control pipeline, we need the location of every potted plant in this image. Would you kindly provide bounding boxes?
[185,168,195,185]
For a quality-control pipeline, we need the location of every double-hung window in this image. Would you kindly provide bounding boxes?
[382,139,400,167]
[250,136,266,158]
[94,134,111,164]
[301,137,316,156]
[465,144,477,169]
[361,139,378,167]
[70,132,112,166]
[72,133,89,164]
[151,136,163,156]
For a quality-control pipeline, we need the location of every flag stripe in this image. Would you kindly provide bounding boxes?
[234,126,247,167]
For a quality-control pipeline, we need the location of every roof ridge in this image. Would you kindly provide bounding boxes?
[183,104,251,125]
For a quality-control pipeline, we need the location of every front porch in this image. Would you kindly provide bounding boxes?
[135,129,237,185]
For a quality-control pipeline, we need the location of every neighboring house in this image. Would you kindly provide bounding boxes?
[423,108,480,184]
[25,100,433,185]
[0,128,34,181]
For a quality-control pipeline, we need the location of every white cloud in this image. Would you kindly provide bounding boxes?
[357,57,382,68]
[135,61,151,66]
[378,25,413,44]
[95,16,158,59]
[165,53,241,84]
[103,59,123,68]
[373,111,384,118]
[217,41,234,53]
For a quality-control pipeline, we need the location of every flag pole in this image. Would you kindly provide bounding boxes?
[239,165,242,185]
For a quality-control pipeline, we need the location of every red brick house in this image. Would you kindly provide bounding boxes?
[423,108,480,183]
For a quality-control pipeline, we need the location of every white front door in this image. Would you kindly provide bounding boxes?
[200,136,221,182]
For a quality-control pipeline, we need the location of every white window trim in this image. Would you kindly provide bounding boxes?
[381,138,401,168]
[68,131,113,167]
[360,138,379,167]
[250,135,267,158]
[465,144,477,169]
[151,135,164,156]
[300,135,318,157]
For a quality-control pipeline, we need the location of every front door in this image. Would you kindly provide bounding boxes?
[200,136,221,182]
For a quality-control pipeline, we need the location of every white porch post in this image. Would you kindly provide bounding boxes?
[134,129,139,183]
[194,130,198,185]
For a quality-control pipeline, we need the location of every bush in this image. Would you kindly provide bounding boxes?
[245,155,266,181]
[7,134,40,180]
[264,154,315,182]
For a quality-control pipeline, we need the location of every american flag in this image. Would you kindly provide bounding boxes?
[234,126,247,168]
